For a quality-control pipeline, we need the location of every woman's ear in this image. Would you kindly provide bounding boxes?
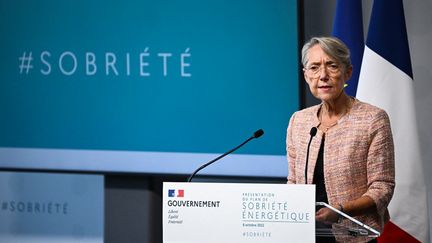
[345,65,353,81]
[303,68,310,84]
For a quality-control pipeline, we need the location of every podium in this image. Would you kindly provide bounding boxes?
[162,182,379,243]
[315,202,379,240]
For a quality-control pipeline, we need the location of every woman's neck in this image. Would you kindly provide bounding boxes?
[321,93,351,118]
[318,93,353,132]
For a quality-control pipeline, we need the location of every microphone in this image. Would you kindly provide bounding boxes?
[304,127,317,184]
[187,129,264,182]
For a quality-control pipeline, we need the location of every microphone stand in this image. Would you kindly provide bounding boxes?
[187,129,263,182]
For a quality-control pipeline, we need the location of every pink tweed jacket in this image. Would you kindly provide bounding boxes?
[287,99,395,239]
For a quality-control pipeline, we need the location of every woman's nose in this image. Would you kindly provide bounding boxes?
[319,67,329,80]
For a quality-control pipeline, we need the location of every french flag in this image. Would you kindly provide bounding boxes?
[333,0,430,241]
[356,0,429,242]
[168,189,184,198]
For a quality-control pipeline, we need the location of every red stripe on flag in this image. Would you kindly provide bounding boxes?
[378,221,421,243]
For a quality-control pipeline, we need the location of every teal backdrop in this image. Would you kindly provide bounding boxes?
[0,0,299,176]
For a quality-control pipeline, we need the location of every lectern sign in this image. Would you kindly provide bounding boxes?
[163,182,315,243]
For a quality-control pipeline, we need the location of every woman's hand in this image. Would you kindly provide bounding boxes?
[315,207,339,225]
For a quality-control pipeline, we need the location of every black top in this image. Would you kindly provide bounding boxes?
[314,135,336,243]
[313,135,328,204]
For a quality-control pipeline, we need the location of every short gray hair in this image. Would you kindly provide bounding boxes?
[301,37,351,69]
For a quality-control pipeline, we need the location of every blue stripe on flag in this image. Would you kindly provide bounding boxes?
[332,0,364,97]
[366,0,413,79]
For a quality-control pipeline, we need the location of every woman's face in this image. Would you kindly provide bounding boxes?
[303,44,352,102]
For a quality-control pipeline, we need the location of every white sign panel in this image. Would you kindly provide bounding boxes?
[0,171,104,243]
[163,182,315,243]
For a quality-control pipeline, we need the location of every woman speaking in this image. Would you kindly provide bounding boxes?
[287,37,395,243]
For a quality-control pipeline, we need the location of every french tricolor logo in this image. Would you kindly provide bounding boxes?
[168,189,184,198]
